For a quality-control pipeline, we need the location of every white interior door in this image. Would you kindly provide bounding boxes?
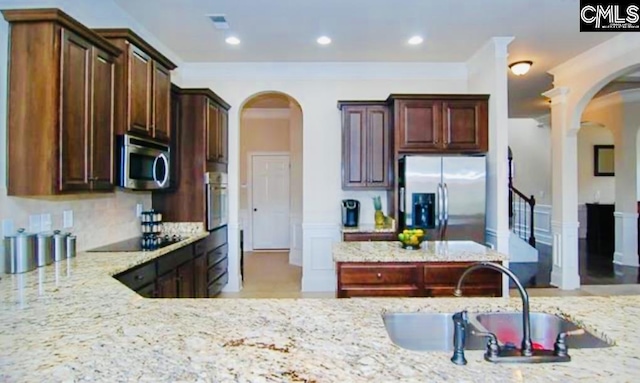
[252,154,290,249]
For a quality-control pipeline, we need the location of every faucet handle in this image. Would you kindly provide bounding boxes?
[554,328,585,357]
[450,311,468,365]
[471,330,500,359]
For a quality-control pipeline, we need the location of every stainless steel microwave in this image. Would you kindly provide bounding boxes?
[206,172,228,231]
[118,134,171,190]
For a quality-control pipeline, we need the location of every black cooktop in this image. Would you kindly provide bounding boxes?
[87,236,184,252]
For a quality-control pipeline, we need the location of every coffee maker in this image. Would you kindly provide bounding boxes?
[342,199,360,227]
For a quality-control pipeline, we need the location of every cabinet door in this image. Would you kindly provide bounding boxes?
[366,106,390,188]
[342,106,367,188]
[177,260,195,298]
[218,108,228,164]
[128,46,152,136]
[152,62,171,142]
[194,252,208,298]
[396,100,442,152]
[156,272,178,298]
[60,30,92,192]
[90,48,115,191]
[442,99,488,152]
[206,100,220,161]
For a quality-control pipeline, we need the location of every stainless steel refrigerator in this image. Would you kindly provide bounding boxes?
[398,155,486,244]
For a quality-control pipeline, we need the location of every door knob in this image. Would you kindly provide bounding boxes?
[253,208,257,212]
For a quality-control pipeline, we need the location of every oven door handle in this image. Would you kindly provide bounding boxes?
[153,153,169,187]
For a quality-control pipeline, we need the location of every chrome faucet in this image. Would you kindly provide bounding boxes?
[454,261,533,357]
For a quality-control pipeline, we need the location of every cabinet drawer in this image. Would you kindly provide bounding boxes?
[135,282,156,298]
[208,226,227,249]
[340,264,419,285]
[157,245,193,275]
[115,262,156,291]
[208,271,228,297]
[207,256,228,285]
[208,243,228,267]
[425,262,501,285]
[343,232,397,242]
[339,286,421,298]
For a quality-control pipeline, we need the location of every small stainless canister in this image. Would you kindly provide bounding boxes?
[52,230,68,262]
[36,232,54,267]
[4,228,37,274]
[66,233,76,259]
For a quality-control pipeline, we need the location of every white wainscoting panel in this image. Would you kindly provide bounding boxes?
[513,204,552,245]
[289,214,303,266]
[301,223,341,292]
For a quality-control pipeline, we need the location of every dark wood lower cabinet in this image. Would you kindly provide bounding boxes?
[336,261,501,298]
[156,272,178,298]
[114,233,228,298]
[177,259,195,298]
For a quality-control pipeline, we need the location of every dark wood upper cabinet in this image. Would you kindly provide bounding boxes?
[395,100,441,152]
[339,102,391,190]
[442,99,488,151]
[218,108,229,164]
[389,94,489,153]
[93,28,177,143]
[60,30,92,192]
[153,62,171,142]
[206,100,221,162]
[90,48,116,191]
[2,9,121,196]
[128,46,152,136]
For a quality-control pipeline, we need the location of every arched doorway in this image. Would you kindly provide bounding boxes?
[544,40,640,289]
[235,91,304,296]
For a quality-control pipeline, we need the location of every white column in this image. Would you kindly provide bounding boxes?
[613,101,639,266]
[544,87,581,289]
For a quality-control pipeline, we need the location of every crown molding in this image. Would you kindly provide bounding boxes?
[180,62,468,81]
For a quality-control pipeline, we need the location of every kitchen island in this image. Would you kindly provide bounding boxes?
[333,241,509,298]
[1,240,638,382]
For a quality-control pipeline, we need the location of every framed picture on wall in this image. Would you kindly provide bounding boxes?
[594,145,614,176]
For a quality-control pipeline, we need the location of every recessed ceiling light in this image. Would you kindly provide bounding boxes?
[225,36,240,45]
[408,36,423,45]
[317,36,331,45]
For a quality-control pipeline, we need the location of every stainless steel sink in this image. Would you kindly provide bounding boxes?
[382,311,611,353]
[382,312,486,351]
[475,312,612,350]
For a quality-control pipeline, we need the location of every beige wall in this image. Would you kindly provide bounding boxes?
[289,103,303,222]
[239,112,291,210]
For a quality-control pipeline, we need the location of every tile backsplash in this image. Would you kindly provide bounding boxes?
[0,188,151,253]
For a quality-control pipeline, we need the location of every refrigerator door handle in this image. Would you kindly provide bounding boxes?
[444,183,450,221]
[399,187,405,213]
[437,183,444,223]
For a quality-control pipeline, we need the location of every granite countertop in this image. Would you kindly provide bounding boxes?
[2,234,639,382]
[342,224,396,233]
[333,240,508,263]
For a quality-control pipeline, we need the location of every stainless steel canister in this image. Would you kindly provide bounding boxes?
[36,232,54,267]
[66,233,76,259]
[52,230,68,262]
[4,228,36,274]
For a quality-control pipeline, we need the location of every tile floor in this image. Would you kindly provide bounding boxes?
[220,251,640,299]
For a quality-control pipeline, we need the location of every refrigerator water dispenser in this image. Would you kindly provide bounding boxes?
[412,193,435,229]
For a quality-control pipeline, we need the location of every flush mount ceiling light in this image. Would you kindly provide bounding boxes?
[408,36,423,45]
[509,61,533,76]
[317,36,331,45]
[225,36,240,45]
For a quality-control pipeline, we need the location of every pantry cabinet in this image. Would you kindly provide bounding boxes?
[2,9,121,196]
[94,28,177,142]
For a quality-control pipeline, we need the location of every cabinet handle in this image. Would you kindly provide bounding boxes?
[377,273,382,279]
[134,275,144,281]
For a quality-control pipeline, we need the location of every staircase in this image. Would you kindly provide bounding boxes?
[508,147,539,264]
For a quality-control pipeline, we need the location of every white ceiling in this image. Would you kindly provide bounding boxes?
[114,0,618,117]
